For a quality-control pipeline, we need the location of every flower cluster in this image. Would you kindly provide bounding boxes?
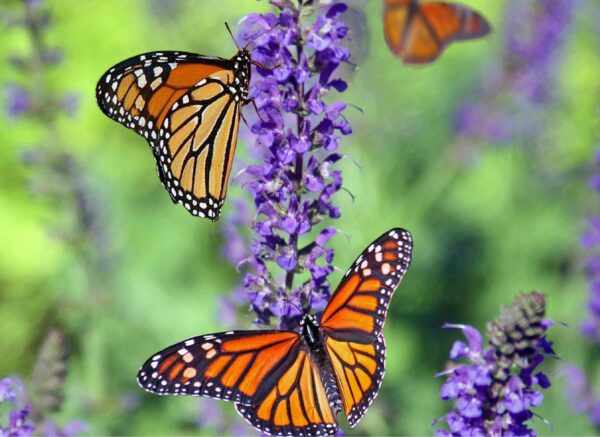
[436,292,554,436]
[226,0,353,329]
[581,149,600,342]
[0,378,35,437]
[454,0,576,145]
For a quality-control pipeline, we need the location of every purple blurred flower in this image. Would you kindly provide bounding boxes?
[582,149,600,343]
[221,0,352,330]
[37,420,87,437]
[564,365,600,426]
[196,397,253,435]
[435,292,554,436]
[454,0,577,145]
[0,379,16,403]
[564,149,600,429]
[5,84,32,118]
[25,0,44,8]
[0,378,35,437]
[1,407,35,437]
[3,0,79,120]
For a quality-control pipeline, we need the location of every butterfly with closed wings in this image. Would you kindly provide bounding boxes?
[96,29,264,221]
[137,228,413,436]
[383,0,491,65]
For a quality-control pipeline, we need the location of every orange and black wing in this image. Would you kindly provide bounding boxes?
[320,228,412,426]
[325,332,386,427]
[383,0,491,64]
[235,349,339,436]
[137,330,302,406]
[320,228,412,340]
[96,51,245,220]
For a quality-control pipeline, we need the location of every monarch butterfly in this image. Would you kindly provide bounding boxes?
[137,228,413,436]
[96,33,259,220]
[383,0,491,65]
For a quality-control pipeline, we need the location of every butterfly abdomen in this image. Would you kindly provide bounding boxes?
[314,345,344,415]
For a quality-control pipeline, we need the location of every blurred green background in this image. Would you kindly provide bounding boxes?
[1,0,599,435]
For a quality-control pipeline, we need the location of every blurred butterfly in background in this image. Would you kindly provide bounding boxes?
[137,228,413,436]
[383,0,491,64]
[96,28,261,221]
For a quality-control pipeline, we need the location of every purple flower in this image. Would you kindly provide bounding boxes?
[435,292,554,436]
[1,407,35,437]
[0,379,16,403]
[0,378,35,437]
[454,0,577,145]
[221,0,352,330]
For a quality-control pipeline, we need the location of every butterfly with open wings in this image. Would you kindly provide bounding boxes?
[137,228,413,436]
[383,0,491,65]
[96,31,266,221]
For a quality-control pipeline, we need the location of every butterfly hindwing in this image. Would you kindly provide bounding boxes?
[324,332,386,427]
[96,50,250,220]
[156,78,242,218]
[137,330,302,406]
[235,348,339,436]
[383,0,491,64]
[320,228,413,339]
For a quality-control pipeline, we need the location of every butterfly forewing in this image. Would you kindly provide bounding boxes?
[96,51,231,138]
[420,3,491,42]
[137,330,301,406]
[96,50,249,220]
[320,228,413,339]
[235,349,339,436]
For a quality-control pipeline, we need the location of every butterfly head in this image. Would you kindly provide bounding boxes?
[300,314,322,350]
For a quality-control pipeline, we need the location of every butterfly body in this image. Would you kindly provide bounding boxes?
[383,0,491,64]
[299,314,344,413]
[96,49,252,220]
[138,229,413,435]
[301,314,323,351]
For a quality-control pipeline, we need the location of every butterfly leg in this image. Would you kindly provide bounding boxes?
[244,98,268,123]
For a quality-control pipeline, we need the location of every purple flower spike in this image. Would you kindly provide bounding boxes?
[221,0,353,330]
[435,292,554,436]
[454,0,577,145]
[567,152,600,426]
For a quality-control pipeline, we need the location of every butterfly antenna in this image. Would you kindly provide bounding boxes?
[241,22,276,50]
[224,22,240,50]
[282,297,304,315]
